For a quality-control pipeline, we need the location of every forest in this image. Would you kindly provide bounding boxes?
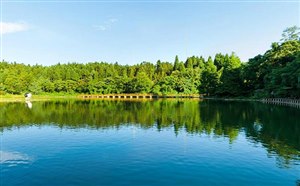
[0,26,299,98]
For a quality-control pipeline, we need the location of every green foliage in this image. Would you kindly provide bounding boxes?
[216,53,243,96]
[281,25,300,42]
[129,72,153,93]
[243,39,300,98]
[1,26,299,98]
[200,56,220,95]
[173,55,180,71]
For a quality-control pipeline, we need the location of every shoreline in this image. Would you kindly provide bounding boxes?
[0,94,254,101]
[0,95,77,102]
[1,95,299,107]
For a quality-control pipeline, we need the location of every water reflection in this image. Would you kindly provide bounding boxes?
[25,100,32,109]
[0,151,33,166]
[253,122,262,133]
[0,99,300,167]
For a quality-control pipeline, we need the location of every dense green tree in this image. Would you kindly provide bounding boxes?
[216,53,243,96]
[214,53,225,70]
[156,75,177,94]
[173,55,180,71]
[200,57,220,95]
[0,26,299,98]
[128,72,153,93]
[185,57,194,69]
[242,38,300,97]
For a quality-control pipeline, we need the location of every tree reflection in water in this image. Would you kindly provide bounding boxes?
[1,99,300,167]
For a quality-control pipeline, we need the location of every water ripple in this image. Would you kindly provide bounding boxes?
[0,151,33,167]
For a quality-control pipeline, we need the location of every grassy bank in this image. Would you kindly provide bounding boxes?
[0,94,78,102]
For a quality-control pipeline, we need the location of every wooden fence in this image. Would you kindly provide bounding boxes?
[79,95,300,108]
[261,98,300,108]
[79,94,203,99]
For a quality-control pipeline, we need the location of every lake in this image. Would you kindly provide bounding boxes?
[1,99,300,186]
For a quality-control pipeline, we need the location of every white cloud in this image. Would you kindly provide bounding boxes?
[93,25,107,31]
[93,18,118,32]
[0,22,29,34]
[109,18,118,23]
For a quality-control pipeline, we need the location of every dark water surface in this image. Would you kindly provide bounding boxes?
[1,99,300,185]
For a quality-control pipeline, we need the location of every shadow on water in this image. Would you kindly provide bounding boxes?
[0,99,300,167]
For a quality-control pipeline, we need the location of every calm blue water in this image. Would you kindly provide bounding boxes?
[1,100,300,185]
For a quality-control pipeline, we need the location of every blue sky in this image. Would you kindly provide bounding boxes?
[1,0,299,66]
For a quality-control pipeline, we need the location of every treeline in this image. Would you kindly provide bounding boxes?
[0,26,299,98]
